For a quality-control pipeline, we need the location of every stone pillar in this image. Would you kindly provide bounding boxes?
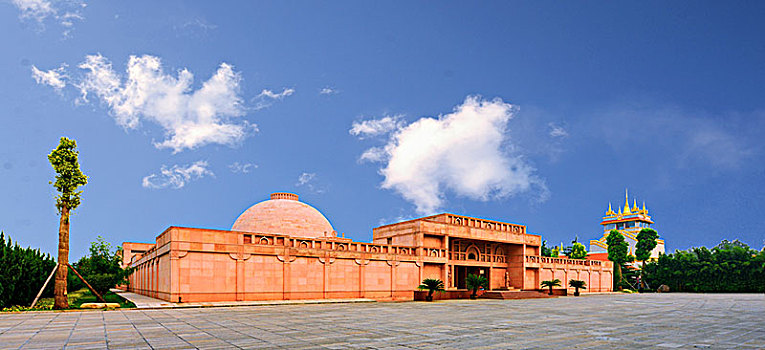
[444,264,454,289]
[521,243,528,290]
[319,254,335,299]
[356,259,369,298]
[323,257,328,299]
[169,250,181,303]
[230,253,247,301]
[278,247,295,300]
[388,260,399,299]
[488,264,493,291]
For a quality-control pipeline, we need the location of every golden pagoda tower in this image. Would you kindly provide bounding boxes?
[588,189,665,263]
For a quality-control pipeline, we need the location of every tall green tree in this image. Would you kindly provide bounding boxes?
[541,240,553,257]
[48,137,88,309]
[71,236,133,295]
[635,228,659,289]
[606,229,629,289]
[568,242,587,259]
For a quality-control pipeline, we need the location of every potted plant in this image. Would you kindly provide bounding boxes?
[417,278,445,301]
[569,279,587,296]
[540,279,562,295]
[465,274,488,299]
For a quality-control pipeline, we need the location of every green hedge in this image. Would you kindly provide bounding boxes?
[0,232,57,308]
[643,240,765,292]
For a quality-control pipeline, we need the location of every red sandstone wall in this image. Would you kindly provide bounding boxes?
[490,267,506,289]
[422,235,443,249]
[125,225,612,302]
[243,255,284,300]
[530,262,612,293]
[126,227,429,302]
[422,263,442,281]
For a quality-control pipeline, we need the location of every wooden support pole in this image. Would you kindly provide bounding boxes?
[30,264,58,308]
[67,263,106,302]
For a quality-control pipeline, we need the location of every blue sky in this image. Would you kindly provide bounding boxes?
[1,1,764,259]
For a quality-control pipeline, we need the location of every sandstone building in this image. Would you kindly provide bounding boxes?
[123,192,613,302]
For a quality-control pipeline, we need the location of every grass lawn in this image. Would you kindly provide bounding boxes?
[1,288,135,312]
[67,288,136,308]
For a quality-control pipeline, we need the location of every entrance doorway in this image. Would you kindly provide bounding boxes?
[455,266,488,289]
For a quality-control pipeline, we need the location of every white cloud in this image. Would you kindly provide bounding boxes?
[11,0,86,36]
[258,88,294,99]
[295,172,326,194]
[349,115,404,139]
[228,162,257,173]
[12,0,55,22]
[253,87,294,110]
[174,17,217,37]
[359,147,387,163]
[356,96,547,214]
[296,172,316,186]
[142,161,213,189]
[319,87,338,95]
[31,64,68,91]
[548,123,568,138]
[73,54,253,153]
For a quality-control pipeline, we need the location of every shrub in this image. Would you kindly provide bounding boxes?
[417,278,445,301]
[70,236,133,296]
[0,232,56,309]
[540,279,562,295]
[643,240,765,293]
[465,274,488,299]
[569,279,587,296]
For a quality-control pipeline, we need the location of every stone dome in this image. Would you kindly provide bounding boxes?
[231,192,335,238]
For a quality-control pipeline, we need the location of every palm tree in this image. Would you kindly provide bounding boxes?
[569,279,587,296]
[540,279,562,295]
[465,274,488,299]
[417,278,445,301]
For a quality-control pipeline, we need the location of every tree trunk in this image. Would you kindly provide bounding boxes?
[53,205,69,309]
[614,263,623,291]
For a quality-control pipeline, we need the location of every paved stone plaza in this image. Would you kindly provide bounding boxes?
[1,293,763,349]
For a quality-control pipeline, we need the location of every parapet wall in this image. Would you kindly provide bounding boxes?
[127,227,442,302]
[126,224,613,302]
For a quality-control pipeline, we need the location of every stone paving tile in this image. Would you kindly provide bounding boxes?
[1,293,765,349]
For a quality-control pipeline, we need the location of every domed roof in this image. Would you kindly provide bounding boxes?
[231,192,334,238]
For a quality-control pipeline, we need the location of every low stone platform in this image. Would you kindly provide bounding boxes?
[113,290,376,309]
[480,290,554,299]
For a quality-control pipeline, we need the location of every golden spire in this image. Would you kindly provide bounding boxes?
[606,202,616,216]
[642,201,647,215]
[623,188,631,214]
[632,198,639,212]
